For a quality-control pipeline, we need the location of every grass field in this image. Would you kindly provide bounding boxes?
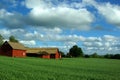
[0,56,120,80]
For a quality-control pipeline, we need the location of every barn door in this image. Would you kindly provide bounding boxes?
[50,54,55,58]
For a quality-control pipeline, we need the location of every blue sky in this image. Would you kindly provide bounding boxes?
[0,0,120,54]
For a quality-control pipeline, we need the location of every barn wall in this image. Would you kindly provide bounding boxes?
[55,52,61,59]
[42,54,50,59]
[0,47,12,57]
[0,50,12,57]
[12,50,26,57]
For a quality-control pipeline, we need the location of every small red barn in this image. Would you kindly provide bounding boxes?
[0,41,26,57]
[26,48,61,59]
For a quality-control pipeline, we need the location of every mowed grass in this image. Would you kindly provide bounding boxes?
[0,56,120,80]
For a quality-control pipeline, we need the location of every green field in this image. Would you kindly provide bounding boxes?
[0,56,120,80]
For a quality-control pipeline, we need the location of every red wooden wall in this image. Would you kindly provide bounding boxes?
[55,52,61,59]
[42,54,50,59]
[38,52,61,59]
[12,50,26,57]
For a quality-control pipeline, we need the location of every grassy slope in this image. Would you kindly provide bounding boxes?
[0,56,120,80]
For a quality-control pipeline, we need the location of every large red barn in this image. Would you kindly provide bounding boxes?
[26,48,61,59]
[0,41,26,57]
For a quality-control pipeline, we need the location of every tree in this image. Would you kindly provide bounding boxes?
[90,53,98,58]
[113,54,120,59]
[104,54,120,59]
[104,54,111,59]
[84,54,90,58]
[0,34,4,46]
[69,45,84,57]
[9,35,19,43]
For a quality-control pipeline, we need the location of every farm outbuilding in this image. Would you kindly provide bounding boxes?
[0,41,26,57]
[26,48,61,59]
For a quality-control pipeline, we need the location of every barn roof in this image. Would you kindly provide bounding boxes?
[26,48,58,54]
[7,41,26,50]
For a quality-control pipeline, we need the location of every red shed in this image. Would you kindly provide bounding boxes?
[26,48,61,59]
[0,41,26,57]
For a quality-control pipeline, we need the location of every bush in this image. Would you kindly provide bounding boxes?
[104,54,120,59]
[84,54,90,58]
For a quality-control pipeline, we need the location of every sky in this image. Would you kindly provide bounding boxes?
[0,0,120,55]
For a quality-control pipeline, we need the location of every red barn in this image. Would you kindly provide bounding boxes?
[26,48,61,59]
[0,41,26,57]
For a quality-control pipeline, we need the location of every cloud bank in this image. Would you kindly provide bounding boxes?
[83,0,120,28]
[0,28,120,54]
[0,0,94,30]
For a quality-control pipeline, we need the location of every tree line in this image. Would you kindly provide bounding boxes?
[59,45,120,60]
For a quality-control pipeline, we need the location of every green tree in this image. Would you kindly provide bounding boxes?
[84,54,90,58]
[104,54,111,59]
[69,45,84,57]
[90,53,98,58]
[104,54,120,59]
[113,54,120,59]
[9,35,19,43]
[0,34,4,46]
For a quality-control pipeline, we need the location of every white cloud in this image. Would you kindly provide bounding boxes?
[64,41,77,47]
[0,0,94,30]
[94,42,103,46]
[83,42,92,47]
[103,35,118,42]
[43,27,62,34]
[83,0,97,6]
[85,37,102,42]
[104,42,110,47]
[0,9,13,18]
[20,40,36,46]
[0,9,26,28]
[25,0,94,30]
[1,0,120,30]
[24,30,44,41]
[83,0,120,28]
[81,34,120,54]
[83,42,103,47]
[97,3,120,27]
[0,29,11,38]
[108,47,112,51]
